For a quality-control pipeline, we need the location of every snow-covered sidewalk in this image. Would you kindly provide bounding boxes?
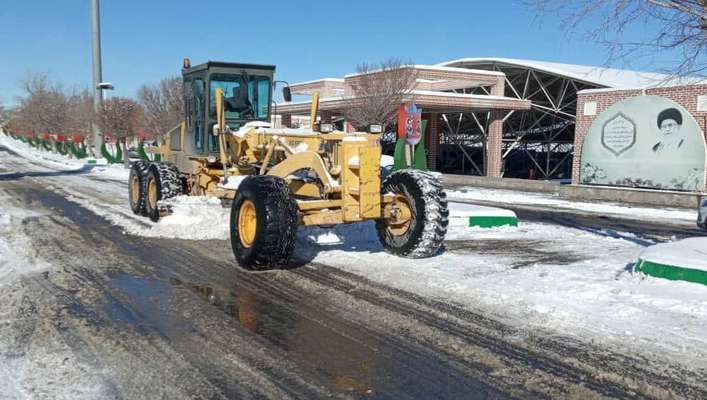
[447,185,698,225]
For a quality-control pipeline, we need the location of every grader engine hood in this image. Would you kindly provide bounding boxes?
[224,121,382,223]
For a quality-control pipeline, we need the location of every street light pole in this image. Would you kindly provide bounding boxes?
[91,0,104,157]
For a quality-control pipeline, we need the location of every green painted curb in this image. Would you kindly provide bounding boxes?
[636,259,707,286]
[468,216,519,228]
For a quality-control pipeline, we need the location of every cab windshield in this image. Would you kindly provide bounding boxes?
[209,73,271,121]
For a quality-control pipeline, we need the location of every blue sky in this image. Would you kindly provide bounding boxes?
[0,0,677,105]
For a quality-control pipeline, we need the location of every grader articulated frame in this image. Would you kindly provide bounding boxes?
[128,60,448,269]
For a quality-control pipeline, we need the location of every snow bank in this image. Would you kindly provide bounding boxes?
[448,202,517,218]
[88,164,131,182]
[639,238,707,272]
[448,186,697,223]
[149,196,231,240]
[0,203,51,285]
[0,134,86,172]
[65,194,231,241]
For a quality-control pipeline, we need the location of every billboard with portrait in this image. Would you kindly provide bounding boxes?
[580,95,706,191]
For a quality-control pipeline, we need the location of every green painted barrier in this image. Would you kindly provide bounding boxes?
[101,143,123,164]
[636,259,707,286]
[69,142,88,159]
[55,140,68,156]
[468,216,519,228]
[40,139,52,151]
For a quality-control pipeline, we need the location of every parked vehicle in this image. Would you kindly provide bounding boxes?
[698,199,707,230]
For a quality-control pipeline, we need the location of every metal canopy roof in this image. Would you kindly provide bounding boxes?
[437,57,677,89]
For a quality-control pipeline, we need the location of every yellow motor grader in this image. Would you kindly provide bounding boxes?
[129,60,448,269]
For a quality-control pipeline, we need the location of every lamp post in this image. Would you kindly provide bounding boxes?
[91,0,104,157]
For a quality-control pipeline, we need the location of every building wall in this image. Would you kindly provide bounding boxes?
[573,84,707,191]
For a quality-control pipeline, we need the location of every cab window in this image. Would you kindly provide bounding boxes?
[192,78,205,151]
[209,74,271,121]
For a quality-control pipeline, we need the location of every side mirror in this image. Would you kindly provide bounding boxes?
[282,86,292,102]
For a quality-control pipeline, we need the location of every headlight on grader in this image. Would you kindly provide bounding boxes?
[369,124,383,133]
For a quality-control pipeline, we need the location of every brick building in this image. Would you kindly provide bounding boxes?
[275,57,705,186]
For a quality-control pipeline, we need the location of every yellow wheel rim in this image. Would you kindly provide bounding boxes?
[238,200,257,247]
[387,194,413,236]
[147,178,157,209]
[130,174,140,204]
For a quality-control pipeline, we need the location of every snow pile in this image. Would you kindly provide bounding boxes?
[639,237,707,271]
[448,186,697,223]
[147,196,231,240]
[88,164,131,182]
[66,193,232,241]
[0,134,86,172]
[0,204,51,285]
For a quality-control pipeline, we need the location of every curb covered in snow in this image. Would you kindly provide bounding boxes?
[448,202,518,228]
[636,237,707,286]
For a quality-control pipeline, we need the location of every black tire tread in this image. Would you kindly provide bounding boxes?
[128,160,150,216]
[145,162,184,222]
[376,169,449,258]
[230,175,298,270]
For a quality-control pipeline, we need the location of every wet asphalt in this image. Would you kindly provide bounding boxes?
[1,146,706,399]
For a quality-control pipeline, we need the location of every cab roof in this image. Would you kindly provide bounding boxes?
[183,61,276,75]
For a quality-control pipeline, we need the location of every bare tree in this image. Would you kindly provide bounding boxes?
[344,58,418,131]
[529,1,707,77]
[0,100,9,126]
[65,89,95,141]
[18,73,70,136]
[96,97,143,167]
[137,76,183,140]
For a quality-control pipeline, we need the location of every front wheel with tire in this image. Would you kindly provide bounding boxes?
[230,175,298,270]
[376,169,449,258]
[144,163,184,222]
[128,160,150,215]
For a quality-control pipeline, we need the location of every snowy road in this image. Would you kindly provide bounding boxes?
[1,144,706,399]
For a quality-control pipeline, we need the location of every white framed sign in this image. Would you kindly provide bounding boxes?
[580,95,706,191]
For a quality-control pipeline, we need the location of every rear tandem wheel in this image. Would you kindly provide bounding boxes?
[143,163,184,222]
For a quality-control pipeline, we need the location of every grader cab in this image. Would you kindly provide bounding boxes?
[128,60,449,270]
